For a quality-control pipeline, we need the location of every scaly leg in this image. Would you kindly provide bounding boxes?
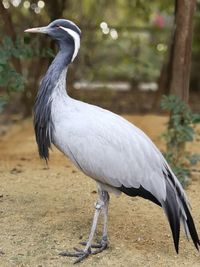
[59,189,109,264]
[80,190,109,254]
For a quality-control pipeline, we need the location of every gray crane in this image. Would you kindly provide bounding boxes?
[25,19,199,264]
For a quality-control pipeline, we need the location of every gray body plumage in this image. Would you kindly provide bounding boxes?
[26,19,199,259]
[50,70,199,251]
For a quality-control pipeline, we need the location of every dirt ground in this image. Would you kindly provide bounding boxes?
[0,114,200,267]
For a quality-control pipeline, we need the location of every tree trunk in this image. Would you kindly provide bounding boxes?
[153,30,175,109]
[154,0,196,108]
[169,0,196,102]
[169,0,196,160]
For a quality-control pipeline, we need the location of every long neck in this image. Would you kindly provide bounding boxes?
[34,43,74,161]
[43,43,74,95]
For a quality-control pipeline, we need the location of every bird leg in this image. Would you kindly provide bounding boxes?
[59,189,109,264]
[80,190,109,253]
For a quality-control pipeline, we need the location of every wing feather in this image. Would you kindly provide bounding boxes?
[52,98,200,252]
[53,102,167,202]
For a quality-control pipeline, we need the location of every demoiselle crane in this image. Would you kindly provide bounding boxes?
[25,19,200,263]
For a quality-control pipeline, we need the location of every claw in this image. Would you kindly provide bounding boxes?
[59,239,108,263]
[73,247,83,252]
[91,242,108,255]
[79,239,108,254]
[59,247,91,264]
[59,251,82,257]
[79,241,87,246]
[73,251,90,264]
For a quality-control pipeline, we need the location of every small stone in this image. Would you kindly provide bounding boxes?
[10,168,22,174]
[0,250,5,255]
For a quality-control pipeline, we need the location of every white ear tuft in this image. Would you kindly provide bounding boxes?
[59,26,80,62]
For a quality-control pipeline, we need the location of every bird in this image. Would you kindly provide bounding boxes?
[25,19,200,264]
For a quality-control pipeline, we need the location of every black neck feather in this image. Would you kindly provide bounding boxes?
[33,43,74,161]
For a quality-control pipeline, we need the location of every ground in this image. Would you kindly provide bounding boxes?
[0,115,199,267]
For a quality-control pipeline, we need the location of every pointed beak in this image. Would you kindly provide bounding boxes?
[24,26,49,34]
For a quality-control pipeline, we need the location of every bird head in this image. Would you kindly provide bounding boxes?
[25,19,81,62]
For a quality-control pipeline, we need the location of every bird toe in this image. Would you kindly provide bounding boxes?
[91,241,108,255]
[59,247,91,264]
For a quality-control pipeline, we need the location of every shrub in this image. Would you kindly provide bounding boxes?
[161,95,200,186]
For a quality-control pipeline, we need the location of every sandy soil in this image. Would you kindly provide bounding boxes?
[0,115,199,267]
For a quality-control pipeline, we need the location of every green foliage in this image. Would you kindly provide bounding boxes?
[161,95,196,144]
[0,0,174,115]
[0,36,32,110]
[0,36,25,92]
[163,152,191,187]
[0,35,54,112]
[79,28,168,84]
[69,0,172,84]
[161,95,200,186]
[0,63,24,92]
[187,153,200,165]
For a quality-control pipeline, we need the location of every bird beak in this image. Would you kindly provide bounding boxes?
[24,26,49,34]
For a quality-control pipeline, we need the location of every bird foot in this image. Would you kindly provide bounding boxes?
[80,238,108,254]
[59,238,108,263]
[59,247,91,264]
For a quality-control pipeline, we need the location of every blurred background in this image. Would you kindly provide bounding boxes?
[0,0,199,117]
[0,3,200,266]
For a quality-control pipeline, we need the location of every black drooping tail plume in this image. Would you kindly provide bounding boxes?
[178,189,200,251]
[163,170,200,253]
[162,180,181,253]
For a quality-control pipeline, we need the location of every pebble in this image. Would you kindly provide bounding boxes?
[0,250,5,255]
